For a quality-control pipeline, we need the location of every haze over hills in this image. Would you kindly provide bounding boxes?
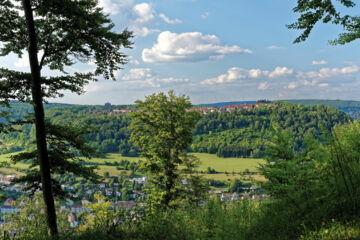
[199,101,257,107]
[198,99,360,119]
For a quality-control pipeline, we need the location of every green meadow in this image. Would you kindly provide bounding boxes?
[0,152,264,181]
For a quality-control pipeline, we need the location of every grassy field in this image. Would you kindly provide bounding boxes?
[89,153,263,171]
[193,153,263,172]
[0,152,265,181]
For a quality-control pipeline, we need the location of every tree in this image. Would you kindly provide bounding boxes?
[0,0,132,235]
[130,91,202,211]
[288,0,359,44]
[10,121,101,198]
[228,178,244,193]
[260,122,360,226]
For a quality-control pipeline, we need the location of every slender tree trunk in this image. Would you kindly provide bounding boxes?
[22,0,58,236]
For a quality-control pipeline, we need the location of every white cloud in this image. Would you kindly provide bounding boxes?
[159,13,182,24]
[201,67,255,85]
[312,60,328,65]
[201,66,293,85]
[201,12,210,19]
[128,3,160,37]
[258,82,269,90]
[84,81,119,93]
[296,65,359,80]
[98,0,133,15]
[121,68,189,87]
[268,66,293,78]
[122,68,153,80]
[133,3,155,24]
[142,31,252,63]
[283,65,359,90]
[98,1,158,37]
[132,26,160,37]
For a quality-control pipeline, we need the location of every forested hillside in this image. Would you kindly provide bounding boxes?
[0,101,349,157]
[284,99,360,119]
[191,102,348,157]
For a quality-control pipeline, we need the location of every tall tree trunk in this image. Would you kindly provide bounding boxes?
[22,0,58,236]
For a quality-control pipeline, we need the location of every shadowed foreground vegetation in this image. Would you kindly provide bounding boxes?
[3,198,360,240]
[3,121,360,240]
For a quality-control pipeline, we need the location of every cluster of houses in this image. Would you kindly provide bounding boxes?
[220,192,269,202]
[90,102,274,116]
[0,174,24,194]
[60,177,146,200]
[190,102,273,115]
[0,175,147,227]
[91,108,133,115]
[0,171,269,228]
[0,175,16,185]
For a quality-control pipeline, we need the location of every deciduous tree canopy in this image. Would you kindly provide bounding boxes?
[289,0,360,44]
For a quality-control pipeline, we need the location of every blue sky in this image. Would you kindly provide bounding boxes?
[2,0,360,105]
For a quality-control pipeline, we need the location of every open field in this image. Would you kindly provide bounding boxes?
[0,152,265,181]
[89,153,264,172]
[193,153,264,172]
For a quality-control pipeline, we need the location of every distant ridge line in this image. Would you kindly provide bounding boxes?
[198,101,257,107]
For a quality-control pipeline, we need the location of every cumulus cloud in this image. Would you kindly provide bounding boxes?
[133,3,155,24]
[282,65,359,90]
[133,26,160,37]
[268,66,293,78]
[201,66,293,85]
[142,31,252,63]
[96,1,187,37]
[97,1,159,37]
[296,65,359,80]
[159,13,182,24]
[98,0,133,15]
[312,60,328,65]
[129,3,160,37]
[122,68,153,80]
[121,68,189,87]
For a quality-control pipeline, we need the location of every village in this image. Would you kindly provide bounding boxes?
[90,102,274,116]
[0,173,268,227]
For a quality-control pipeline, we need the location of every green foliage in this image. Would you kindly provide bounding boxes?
[228,178,244,193]
[130,91,204,210]
[0,0,133,235]
[9,120,101,199]
[301,219,360,240]
[260,120,360,234]
[0,102,349,158]
[288,0,359,45]
[284,99,360,120]
[191,102,348,157]
[78,193,123,234]
[2,194,69,240]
